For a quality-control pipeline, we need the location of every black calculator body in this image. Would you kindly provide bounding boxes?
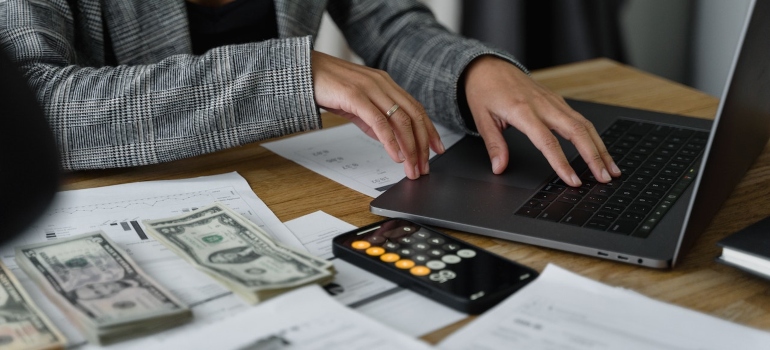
[332,218,538,314]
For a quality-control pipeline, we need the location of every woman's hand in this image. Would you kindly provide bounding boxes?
[311,51,445,180]
[463,56,621,187]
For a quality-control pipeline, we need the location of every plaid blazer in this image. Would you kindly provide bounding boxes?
[0,0,523,170]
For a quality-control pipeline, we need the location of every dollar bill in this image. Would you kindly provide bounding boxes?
[0,262,65,350]
[144,203,334,303]
[15,232,192,345]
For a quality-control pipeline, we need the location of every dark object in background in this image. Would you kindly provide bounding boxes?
[462,0,627,70]
[0,51,60,244]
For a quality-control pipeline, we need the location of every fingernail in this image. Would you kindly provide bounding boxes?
[398,151,405,162]
[491,157,501,173]
[571,174,582,187]
[602,168,611,182]
[423,162,430,174]
[414,165,421,178]
[438,142,446,153]
[611,162,621,174]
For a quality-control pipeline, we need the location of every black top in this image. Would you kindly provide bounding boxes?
[186,0,279,55]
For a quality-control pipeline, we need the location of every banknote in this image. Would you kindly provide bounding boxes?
[0,262,65,350]
[15,232,192,345]
[144,203,334,303]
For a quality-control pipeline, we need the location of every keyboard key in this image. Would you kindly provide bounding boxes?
[584,194,608,204]
[533,192,558,202]
[557,194,582,204]
[577,202,601,211]
[601,204,626,213]
[516,207,542,218]
[539,201,573,222]
[594,211,618,222]
[524,199,549,209]
[542,183,566,193]
[562,209,594,226]
[607,196,634,206]
[628,203,653,214]
[585,219,612,231]
[565,187,589,196]
[609,220,640,234]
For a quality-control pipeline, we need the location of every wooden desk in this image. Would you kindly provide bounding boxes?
[62,58,770,343]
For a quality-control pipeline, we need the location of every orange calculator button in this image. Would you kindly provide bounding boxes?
[380,253,400,263]
[365,247,385,256]
[395,259,415,269]
[352,241,371,250]
[410,266,431,276]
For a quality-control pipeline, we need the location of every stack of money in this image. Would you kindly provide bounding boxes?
[143,203,335,304]
[0,262,65,350]
[15,232,192,345]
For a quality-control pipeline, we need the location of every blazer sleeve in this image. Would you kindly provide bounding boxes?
[326,0,528,135]
[0,0,320,171]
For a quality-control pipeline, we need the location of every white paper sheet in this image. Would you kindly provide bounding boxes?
[284,211,467,337]
[95,285,433,350]
[439,264,770,350]
[0,172,299,348]
[262,123,464,197]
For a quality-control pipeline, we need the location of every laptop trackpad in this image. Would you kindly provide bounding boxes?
[431,128,579,190]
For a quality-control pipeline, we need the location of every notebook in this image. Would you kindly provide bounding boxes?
[370,0,770,268]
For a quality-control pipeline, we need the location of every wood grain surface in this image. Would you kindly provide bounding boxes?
[60,58,770,343]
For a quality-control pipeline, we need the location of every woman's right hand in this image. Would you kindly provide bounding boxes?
[311,51,445,180]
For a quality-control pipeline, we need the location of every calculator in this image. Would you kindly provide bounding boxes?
[332,218,538,314]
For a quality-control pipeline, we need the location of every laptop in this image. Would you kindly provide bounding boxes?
[371,0,770,269]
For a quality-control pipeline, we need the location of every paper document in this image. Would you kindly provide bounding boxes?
[262,123,464,197]
[1,172,299,348]
[439,264,770,350]
[284,211,467,337]
[142,284,433,350]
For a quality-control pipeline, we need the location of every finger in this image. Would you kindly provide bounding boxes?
[369,71,437,175]
[390,97,431,174]
[513,113,583,187]
[550,108,616,183]
[382,76,445,155]
[382,103,421,178]
[474,111,510,174]
[345,92,407,168]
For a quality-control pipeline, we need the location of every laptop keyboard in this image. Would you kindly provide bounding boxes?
[515,119,708,238]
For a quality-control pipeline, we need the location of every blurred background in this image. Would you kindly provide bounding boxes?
[316,0,753,98]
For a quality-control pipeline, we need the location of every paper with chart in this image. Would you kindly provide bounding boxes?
[284,211,467,337]
[0,172,300,348]
[438,264,770,350]
[262,123,464,197]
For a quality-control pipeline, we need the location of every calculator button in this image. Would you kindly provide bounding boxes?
[352,241,371,250]
[427,237,445,245]
[399,237,415,244]
[428,249,444,257]
[441,255,461,264]
[414,231,431,239]
[429,270,457,283]
[413,243,430,250]
[442,243,460,252]
[365,247,385,256]
[367,236,385,244]
[410,266,431,276]
[413,255,429,263]
[395,259,415,269]
[397,248,414,257]
[380,253,400,263]
[456,249,476,258]
[426,260,446,270]
[383,242,400,250]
